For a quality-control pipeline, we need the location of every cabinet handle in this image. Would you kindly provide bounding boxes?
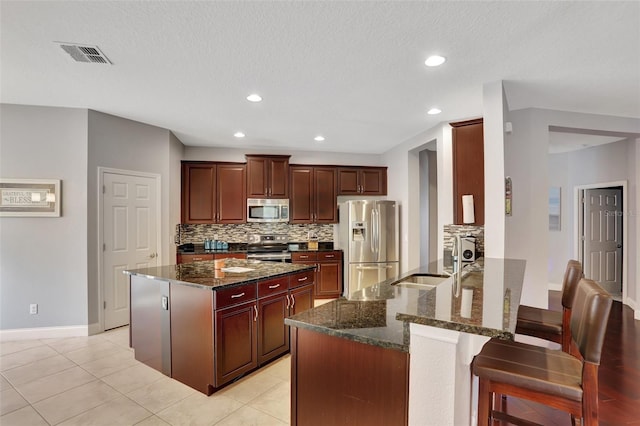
[268,283,281,289]
[290,294,295,308]
[231,292,245,299]
[286,294,291,308]
[298,276,308,282]
[253,305,258,321]
[300,255,309,259]
[194,257,203,261]
[325,255,334,258]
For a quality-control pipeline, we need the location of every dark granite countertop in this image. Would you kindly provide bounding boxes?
[124,258,316,291]
[285,258,526,352]
[177,242,337,254]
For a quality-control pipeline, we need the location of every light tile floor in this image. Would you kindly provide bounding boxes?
[0,327,290,425]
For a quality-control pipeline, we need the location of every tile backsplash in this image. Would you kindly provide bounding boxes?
[177,223,334,244]
[443,224,485,254]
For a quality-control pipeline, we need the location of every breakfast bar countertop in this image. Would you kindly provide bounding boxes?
[124,258,316,291]
[285,258,526,352]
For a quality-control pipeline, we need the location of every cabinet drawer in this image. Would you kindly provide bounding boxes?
[214,253,247,260]
[318,251,341,261]
[178,254,214,264]
[290,270,315,289]
[258,276,289,298]
[291,252,317,262]
[215,283,257,309]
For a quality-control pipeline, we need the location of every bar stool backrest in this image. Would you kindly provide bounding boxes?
[561,260,583,309]
[569,278,612,364]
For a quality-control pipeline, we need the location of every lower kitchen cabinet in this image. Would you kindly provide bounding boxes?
[290,283,314,315]
[258,292,290,365]
[292,251,342,299]
[177,252,246,264]
[215,300,258,387]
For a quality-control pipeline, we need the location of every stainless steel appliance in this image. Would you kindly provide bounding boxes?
[247,198,289,222]
[339,200,399,299]
[246,234,291,262]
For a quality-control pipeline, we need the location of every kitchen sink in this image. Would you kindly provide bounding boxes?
[393,274,450,290]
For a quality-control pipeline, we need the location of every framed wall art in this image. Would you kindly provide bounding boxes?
[0,178,61,217]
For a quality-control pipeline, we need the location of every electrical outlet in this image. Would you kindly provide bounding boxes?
[29,304,38,315]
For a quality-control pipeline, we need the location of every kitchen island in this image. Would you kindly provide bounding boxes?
[125,258,316,395]
[285,258,526,426]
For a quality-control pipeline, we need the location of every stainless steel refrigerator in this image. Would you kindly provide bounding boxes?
[339,200,399,299]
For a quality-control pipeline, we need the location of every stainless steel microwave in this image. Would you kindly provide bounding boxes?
[247,198,289,222]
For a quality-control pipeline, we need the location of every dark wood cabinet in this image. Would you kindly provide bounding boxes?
[215,300,258,387]
[291,251,342,299]
[337,167,387,195]
[181,162,246,224]
[451,118,484,225]
[290,283,314,316]
[257,292,290,364]
[290,327,409,426]
[290,166,338,224]
[246,155,290,198]
[177,252,246,264]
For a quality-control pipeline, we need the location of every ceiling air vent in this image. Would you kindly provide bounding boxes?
[57,43,112,64]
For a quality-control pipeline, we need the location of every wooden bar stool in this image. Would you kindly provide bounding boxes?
[515,259,582,351]
[472,278,612,426]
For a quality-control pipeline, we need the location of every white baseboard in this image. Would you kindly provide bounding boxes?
[547,282,563,291]
[623,297,639,320]
[0,325,88,342]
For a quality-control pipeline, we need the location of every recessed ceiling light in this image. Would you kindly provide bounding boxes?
[246,94,262,102]
[425,55,446,67]
[234,132,245,138]
[427,108,442,115]
[314,136,325,142]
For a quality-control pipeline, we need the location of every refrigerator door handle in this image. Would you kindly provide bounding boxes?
[372,208,379,260]
[354,265,393,270]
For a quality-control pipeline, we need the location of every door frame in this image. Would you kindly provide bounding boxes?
[573,180,627,302]
[97,167,162,333]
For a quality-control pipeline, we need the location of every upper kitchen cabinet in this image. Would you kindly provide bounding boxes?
[246,155,290,198]
[181,162,246,224]
[337,167,387,195]
[451,118,484,225]
[290,166,338,224]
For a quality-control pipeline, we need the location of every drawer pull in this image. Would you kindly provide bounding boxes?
[325,255,335,258]
[286,294,291,308]
[298,277,308,282]
[290,294,295,308]
[268,284,281,289]
[253,305,258,321]
[231,292,245,299]
[194,257,202,261]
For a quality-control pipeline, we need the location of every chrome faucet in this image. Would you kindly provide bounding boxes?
[451,233,462,274]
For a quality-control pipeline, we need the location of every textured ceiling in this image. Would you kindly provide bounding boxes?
[1,1,639,154]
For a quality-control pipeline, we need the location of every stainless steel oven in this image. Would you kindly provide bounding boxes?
[246,234,292,263]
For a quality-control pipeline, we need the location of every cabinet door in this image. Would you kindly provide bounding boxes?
[257,293,290,365]
[452,118,484,225]
[360,168,387,195]
[217,164,246,223]
[269,157,289,198]
[214,301,258,386]
[290,283,314,316]
[317,261,342,298]
[314,167,338,223]
[290,166,313,223]
[182,163,216,223]
[337,168,360,195]
[246,156,268,198]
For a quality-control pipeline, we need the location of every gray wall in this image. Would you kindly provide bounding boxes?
[0,104,89,329]
[548,138,637,296]
[87,111,182,329]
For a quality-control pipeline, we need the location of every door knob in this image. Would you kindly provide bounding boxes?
[617,244,622,249]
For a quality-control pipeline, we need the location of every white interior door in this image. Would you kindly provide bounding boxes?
[103,171,159,330]
[583,188,623,294]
